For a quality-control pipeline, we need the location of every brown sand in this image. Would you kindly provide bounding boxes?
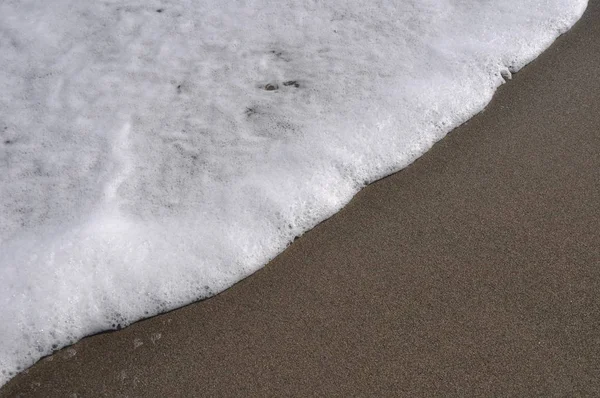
[2,4,599,397]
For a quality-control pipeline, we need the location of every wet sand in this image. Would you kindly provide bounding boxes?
[2,3,599,397]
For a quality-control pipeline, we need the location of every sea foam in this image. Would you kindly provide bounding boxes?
[0,0,587,385]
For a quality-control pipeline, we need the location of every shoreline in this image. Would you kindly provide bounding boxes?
[2,2,599,396]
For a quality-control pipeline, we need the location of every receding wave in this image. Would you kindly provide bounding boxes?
[0,0,587,385]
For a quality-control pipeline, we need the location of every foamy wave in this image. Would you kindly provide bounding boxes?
[0,0,587,385]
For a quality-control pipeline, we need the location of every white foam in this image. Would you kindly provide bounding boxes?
[0,0,587,385]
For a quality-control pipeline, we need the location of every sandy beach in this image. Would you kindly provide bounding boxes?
[2,2,599,397]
